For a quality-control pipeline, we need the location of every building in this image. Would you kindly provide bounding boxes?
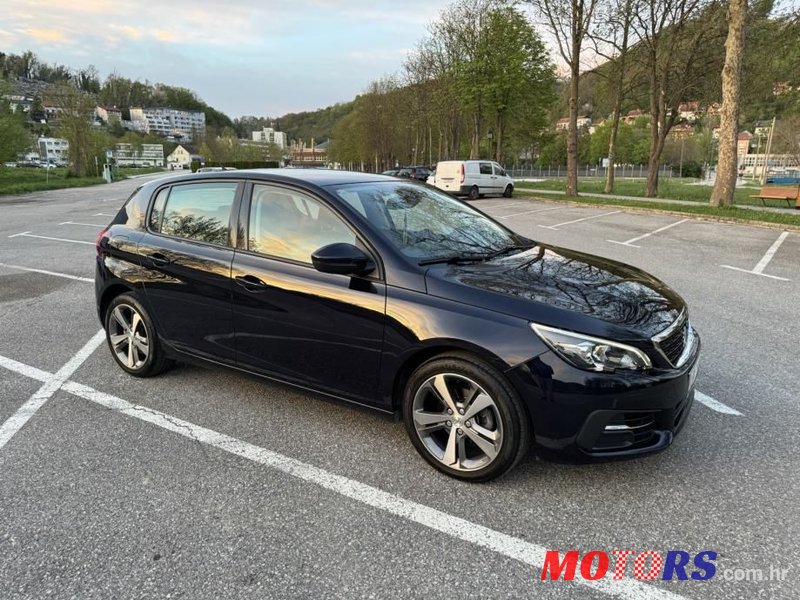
[38,137,69,165]
[739,153,799,177]
[167,145,193,169]
[622,109,645,124]
[668,123,695,140]
[129,107,206,142]
[113,143,165,167]
[95,106,122,123]
[290,139,328,166]
[555,116,591,131]
[736,131,753,159]
[252,126,288,149]
[678,101,700,122]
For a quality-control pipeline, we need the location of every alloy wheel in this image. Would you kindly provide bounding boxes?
[108,303,150,370]
[411,373,503,471]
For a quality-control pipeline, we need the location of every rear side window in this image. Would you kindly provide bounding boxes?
[479,162,492,175]
[156,182,238,246]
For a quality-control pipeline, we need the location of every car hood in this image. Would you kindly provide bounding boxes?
[424,244,684,340]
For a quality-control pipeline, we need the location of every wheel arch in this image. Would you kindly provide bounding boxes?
[390,340,514,414]
[98,283,136,323]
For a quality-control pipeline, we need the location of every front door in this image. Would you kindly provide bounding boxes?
[231,183,386,405]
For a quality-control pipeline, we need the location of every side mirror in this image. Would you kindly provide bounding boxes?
[311,243,375,276]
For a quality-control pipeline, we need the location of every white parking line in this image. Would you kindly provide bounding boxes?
[8,231,94,246]
[720,231,791,281]
[0,262,93,283]
[0,348,690,600]
[59,221,106,228]
[694,391,743,416]
[0,330,105,450]
[539,210,622,230]
[93,213,115,217]
[608,219,689,248]
[498,207,563,219]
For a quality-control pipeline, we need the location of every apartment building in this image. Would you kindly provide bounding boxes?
[38,137,69,164]
[251,126,288,149]
[129,107,206,142]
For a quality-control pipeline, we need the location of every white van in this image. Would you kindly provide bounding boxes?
[431,160,514,199]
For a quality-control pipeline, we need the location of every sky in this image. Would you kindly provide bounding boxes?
[1,0,456,118]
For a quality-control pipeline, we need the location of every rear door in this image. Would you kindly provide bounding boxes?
[137,180,242,363]
[230,182,387,404]
[435,161,461,193]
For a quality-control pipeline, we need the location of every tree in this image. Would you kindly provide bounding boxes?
[54,84,99,177]
[632,0,725,196]
[710,0,748,207]
[0,85,31,162]
[591,0,638,192]
[528,0,600,196]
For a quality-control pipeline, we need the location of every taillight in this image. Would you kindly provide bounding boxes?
[95,226,109,256]
[460,164,465,184]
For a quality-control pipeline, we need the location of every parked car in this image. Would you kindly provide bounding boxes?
[397,166,432,182]
[196,166,237,173]
[433,160,514,199]
[96,170,699,481]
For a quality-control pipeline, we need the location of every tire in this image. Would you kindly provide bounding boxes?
[468,186,480,200]
[403,353,530,482]
[503,184,513,198]
[104,293,173,377]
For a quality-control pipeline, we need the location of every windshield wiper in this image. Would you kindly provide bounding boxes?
[418,254,488,266]
[418,244,533,266]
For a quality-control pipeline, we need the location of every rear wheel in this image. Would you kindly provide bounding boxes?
[105,293,172,377]
[468,186,480,200]
[503,184,513,198]
[403,354,530,481]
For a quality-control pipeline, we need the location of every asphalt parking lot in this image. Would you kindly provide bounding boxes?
[1,175,798,599]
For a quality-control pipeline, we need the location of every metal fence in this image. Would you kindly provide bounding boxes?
[507,164,675,179]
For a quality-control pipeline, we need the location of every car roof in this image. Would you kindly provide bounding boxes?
[139,168,397,191]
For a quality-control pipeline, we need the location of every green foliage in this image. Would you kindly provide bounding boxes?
[513,192,800,228]
[0,167,103,195]
[0,84,32,162]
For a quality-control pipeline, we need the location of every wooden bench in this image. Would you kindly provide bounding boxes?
[750,185,800,208]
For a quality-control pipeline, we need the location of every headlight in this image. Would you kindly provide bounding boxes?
[530,323,652,372]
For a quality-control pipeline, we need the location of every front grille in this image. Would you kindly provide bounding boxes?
[654,316,689,367]
[592,412,657,452]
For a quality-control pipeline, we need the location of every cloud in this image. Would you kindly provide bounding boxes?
[153,30,176,43]
[112,25,145,40]
[21,28,68,44]
[2,0,457,117]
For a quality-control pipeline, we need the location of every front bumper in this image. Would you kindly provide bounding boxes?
[506,333,700,460]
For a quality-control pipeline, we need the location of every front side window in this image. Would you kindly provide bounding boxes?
[330,182,520,261]
[157,182,237,245]
[248,184,356,264]
[493,164,506,176]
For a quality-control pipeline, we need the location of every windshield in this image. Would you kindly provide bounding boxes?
[330,181,522,262]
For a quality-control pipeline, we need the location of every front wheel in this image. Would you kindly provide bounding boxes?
[403,354,530,481]
[503,184,513,198]
[105,293,173,377]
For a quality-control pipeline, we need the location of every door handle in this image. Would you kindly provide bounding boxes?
[235,274,268,291]
[149,252,170,266]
